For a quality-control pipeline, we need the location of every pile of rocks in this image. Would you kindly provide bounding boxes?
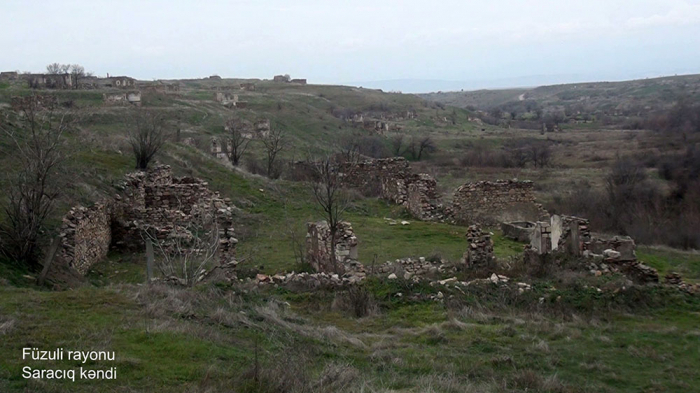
[254,271,364,289]
[621,261,659,284]
[665,272,683,285]
[664,272,698,294]
[374,256,457,279]
[463,225,494,267]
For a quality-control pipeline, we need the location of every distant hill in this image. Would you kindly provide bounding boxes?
[420,74,700,112]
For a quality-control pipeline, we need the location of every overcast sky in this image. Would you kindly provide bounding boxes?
[2,0,700,91]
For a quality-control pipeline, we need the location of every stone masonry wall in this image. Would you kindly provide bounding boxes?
[58,202,112,275]
[407,174,442,220]
[339,157,413,203]
[306,221,361,274]
[451,180,547,226]
[463,225,494,267]
[57,165,236,277]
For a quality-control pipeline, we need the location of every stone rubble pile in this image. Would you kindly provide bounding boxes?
[664,272,698,294]
[373,256,458,278]
[253,271,365,288]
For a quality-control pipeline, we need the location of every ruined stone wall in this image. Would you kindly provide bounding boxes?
[463,225,494,267]
[407,174,441,220]
[451,180,546,225]
[58,202,112,275]
[306,221,360,274]
[291,157,442,220]
[339,157,413,202]
[57,165,236,276]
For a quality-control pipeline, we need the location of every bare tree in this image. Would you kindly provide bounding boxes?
[126,109,168,170]
[338,134,361,164]
[224,118,251,166]
[308,155,350,273]
[0,95,72,267]
[46,63,69,74]
[68,64,85,89]
[528,142,553,168]
[390,134,405,156]
[415,136,436,160]
[261,125,285,178]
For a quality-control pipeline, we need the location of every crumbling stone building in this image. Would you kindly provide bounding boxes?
[240,83,256,91]
[55,166,236,276]
[0,71,18,80]
[26,73,73,89]
[103,91,142,106]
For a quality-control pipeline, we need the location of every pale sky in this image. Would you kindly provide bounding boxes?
[2,0,700,91]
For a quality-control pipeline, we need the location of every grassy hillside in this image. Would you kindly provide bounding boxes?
[2,75,700,392]
[421,74,700,112]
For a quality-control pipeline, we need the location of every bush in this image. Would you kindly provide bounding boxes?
[332,285,379,318]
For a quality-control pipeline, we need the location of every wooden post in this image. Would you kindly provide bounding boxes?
[146,239,154,284]
[38,237,61,287]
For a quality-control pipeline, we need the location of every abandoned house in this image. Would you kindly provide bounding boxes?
[26,73,73,89]
[106,76,136,88]
[273,74,291,82]
[103,91,142,106]
[215,92,237,106]
[240,83,256,91]
[0,71,19,80]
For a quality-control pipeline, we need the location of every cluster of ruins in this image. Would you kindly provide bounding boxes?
[214,92,248,108]
[333,111,416,134]
[210,119,271,159]
[272,74,307,84]
[291,154,672,289]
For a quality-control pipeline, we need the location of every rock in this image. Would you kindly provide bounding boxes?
[490,273,499,283]
[437,291,444,299]
[438,277,458,285]
[603,249,621,259]
[401,221,410,225]
[388,273,397,280]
